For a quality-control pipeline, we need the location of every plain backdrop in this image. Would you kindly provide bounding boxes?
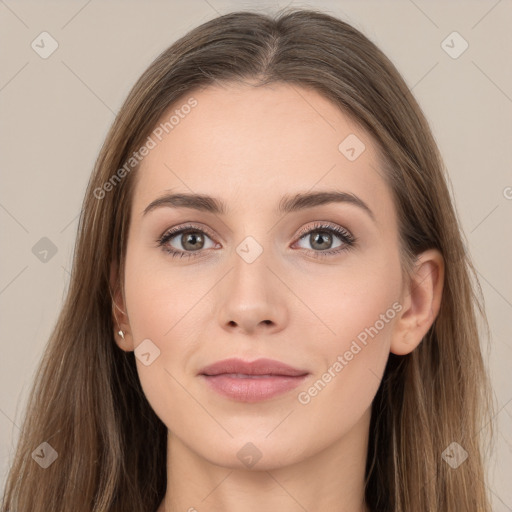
[1,0,511,508]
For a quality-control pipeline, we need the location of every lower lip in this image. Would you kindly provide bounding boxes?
[200,373,308,402]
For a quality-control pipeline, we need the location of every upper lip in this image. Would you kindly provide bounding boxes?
[199,358,309,377]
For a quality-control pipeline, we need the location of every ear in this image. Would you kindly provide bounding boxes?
[110,261,135,352]
[390,249,445,356]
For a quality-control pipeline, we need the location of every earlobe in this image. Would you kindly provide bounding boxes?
[390,249,445,356]
[110,263,135,352]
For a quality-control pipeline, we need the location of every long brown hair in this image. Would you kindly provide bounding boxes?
[1,8,495,511]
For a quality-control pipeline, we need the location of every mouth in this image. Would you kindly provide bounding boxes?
[198,358,309,402]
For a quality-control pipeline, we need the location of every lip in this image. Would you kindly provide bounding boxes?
[198,357,309,402]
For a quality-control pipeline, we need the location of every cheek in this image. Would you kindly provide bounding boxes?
[122,246,214,419]
[291,283,399,451]
[291,254,401,412]
[292,251,402,351]
[123,243,206,342]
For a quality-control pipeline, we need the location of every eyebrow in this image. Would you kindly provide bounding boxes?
[143,190,375,221]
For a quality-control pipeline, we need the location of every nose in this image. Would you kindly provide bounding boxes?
[216,244,288,336]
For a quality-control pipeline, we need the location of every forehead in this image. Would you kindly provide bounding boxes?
[132,82,392,219]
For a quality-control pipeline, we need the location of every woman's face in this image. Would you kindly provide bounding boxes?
[119,81,406,469]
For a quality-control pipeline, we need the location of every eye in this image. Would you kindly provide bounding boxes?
[293,222,356,258]
[157,224,218,259]
[157,221,356,260]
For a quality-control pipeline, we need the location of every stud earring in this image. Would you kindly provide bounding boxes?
[117,329,125,339]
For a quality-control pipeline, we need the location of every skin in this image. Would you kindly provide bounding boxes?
[112,81,444,512]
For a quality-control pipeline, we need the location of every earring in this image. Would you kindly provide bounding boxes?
[112,298,126,341]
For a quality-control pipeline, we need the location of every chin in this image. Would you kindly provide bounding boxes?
[195,434,309,471]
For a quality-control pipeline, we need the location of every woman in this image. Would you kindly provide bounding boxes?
[1,8,495,512]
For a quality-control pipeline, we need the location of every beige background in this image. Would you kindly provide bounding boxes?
[1,0,511,507]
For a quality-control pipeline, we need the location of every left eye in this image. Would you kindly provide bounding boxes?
[158,228,217,256]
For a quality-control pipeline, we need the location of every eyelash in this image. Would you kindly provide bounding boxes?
[156,222,357,260]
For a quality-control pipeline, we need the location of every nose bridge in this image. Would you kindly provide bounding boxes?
[215,232,288,333]
[230,233,273,302]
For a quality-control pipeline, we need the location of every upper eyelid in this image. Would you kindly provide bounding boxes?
[160,222,352,245]
[295,222,352,238]
[161,223,217,241]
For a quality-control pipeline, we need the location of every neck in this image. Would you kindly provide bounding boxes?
[157,408,371,512]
